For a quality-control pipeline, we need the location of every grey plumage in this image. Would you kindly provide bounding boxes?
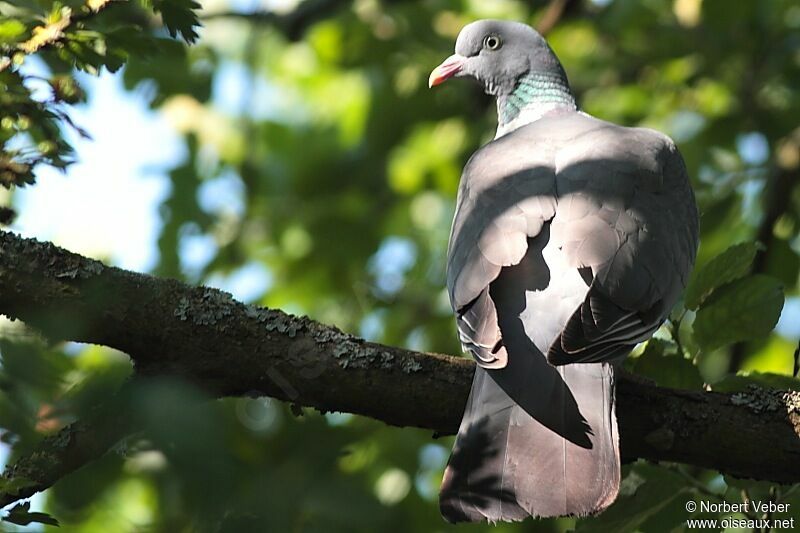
[431,20,699,523]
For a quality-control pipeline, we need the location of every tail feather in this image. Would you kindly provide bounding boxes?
[439,367,527,522]
[441,229,621,523]
[440,362,619,523]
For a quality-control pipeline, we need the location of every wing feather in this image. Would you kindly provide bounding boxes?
[447,134,558,368]
[546,125,698,365]
[447,114,698,369]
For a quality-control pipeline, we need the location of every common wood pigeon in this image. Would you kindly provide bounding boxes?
[429,19,699,523]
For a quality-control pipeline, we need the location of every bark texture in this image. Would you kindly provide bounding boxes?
[1,230,799,506]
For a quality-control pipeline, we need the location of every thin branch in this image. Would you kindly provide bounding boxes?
[5,0,121,58]
[201,0,348,41]
[0,230,799,507]
[0,378,144,509]
[536,0,572,36]
[728,158,798,372]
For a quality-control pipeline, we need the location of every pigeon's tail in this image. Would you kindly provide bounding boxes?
[439,361,620,523]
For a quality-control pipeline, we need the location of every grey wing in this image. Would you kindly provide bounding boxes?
[547,125,699,364]
[447,146,557,369]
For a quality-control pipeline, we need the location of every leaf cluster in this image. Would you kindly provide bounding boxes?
[0,0,200,193]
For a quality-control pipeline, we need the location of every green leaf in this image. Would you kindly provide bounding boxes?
[712,371,800,392]
[0,20,27,45]
[763,237,800,288]
[49,74,85,104]
[123,38,213,105]
[3,502,60,527]
[720,476,777,503]
[632,339,704,390]
[576,463,686,532]
[62,30,129,74]
[153,0,201,43]
[639,494,713,533]
[685,242,761,310]
[693,274,784,352]
[104,26,158,58]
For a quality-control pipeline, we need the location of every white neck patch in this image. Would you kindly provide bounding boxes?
[495,102,576,139]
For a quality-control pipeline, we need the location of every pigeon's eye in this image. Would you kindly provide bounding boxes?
[483,35,502,50]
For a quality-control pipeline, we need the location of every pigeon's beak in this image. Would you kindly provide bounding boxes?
[428,54,466,88]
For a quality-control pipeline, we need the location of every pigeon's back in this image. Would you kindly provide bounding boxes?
[440,110,698,522]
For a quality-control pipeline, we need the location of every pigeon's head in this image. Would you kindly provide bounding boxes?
[429,20,565,96]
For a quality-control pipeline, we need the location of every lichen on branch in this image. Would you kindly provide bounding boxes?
[0,230,799,508]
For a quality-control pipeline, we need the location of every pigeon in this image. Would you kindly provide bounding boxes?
[428,20,699,523]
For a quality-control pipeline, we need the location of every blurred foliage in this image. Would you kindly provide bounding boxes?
[0,0,197,190]
[2,0,800,531]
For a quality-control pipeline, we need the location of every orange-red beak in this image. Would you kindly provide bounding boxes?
[428,54,466,88]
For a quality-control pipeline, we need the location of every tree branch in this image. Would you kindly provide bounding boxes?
[1,230,799,507]
[729,166,798,371]
[201,0,348,41]
[536,0,573,36]
[6,0,119,58]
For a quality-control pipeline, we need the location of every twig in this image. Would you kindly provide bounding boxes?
[536,0,574,36]
[4,0,121,59]
[728,169,797,372]
[201,0,347,41]
[667,464,728,504]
